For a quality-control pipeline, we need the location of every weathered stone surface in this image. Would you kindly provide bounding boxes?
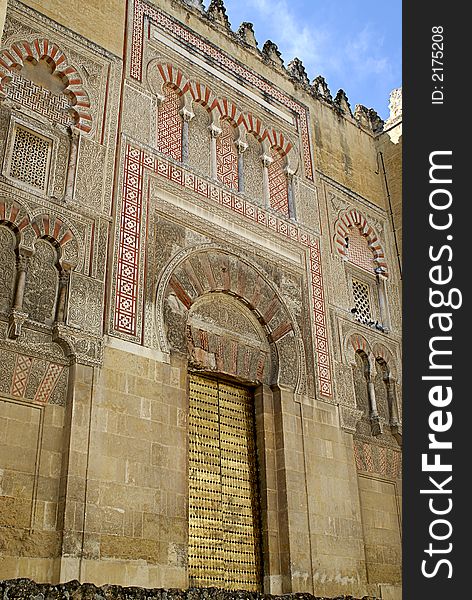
[0,581,379,600]
[0,0,401,596]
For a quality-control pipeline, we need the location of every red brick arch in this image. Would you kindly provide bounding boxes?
[154,62,295,169]
[334,208,388,276]
[212,97,245,128]
[265,128,293,156]
[349,333,371,354]
[30,214,75,249]
[244,113,265,141]
[372,343,398,379]
[156,62,189,95]
[0,38,92,133]
[0,199,30,232]
[156,246,307,392]
[188,81,215,109]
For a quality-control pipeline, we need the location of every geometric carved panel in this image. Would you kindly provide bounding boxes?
[216,120,238,190]
[347,226,375,272]
[7,72,73,127]
[268,147,289,217]
[156,85,182,162]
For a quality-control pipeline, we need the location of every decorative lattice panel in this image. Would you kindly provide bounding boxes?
[216,120,239,190]
[156,85,182,161]
[9,126,51,190]
[352,279,372,325]
[347,226,375,272]
[268,148,289,217]
[7,72,73,127]
[188,374,262,591]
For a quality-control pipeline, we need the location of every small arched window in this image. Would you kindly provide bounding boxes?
[156,85,183,162]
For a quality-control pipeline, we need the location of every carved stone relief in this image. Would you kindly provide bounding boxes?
[67,273,103,336]
[243,134,264,206]
[187,293,270,384]
[157,245,306,393]
[22,239,59,325]
[0,226,16,315]
[74,138,107,210]
[188,102,211,175]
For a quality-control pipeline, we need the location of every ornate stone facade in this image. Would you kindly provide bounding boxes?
[0,2,402,600]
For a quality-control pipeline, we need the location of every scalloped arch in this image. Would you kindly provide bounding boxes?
[334,208,388,276]
[0,38,92,133]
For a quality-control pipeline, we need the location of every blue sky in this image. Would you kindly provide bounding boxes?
[208,0,401,119]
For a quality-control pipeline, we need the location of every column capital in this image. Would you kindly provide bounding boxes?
[180,107,195,123]
[235,139,248,154]
[209,123,222,138]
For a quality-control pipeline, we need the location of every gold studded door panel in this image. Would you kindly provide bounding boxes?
[188,374,262,591]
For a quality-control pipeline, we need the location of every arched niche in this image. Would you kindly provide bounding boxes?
[23,237,60,325]
[0,38,92,132]
[187,292,271,385]
[0,224,17,314]
[156,246,306,392]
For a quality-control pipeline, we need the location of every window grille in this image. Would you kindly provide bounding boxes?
[9,126,51,191]
[352,279,372,325]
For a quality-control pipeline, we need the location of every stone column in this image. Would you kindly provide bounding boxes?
[209,123,222,179]
[366,375,383,436]
[8,253,30,339]
[236,139,248,193]
[55,270,70,324]
[385,378,400,426]
[376,269,390,331]
[180,107,194,163]
[64,127,80,202]
[261,153,273,208]
[286,168,296,219]
[13,253,29,311]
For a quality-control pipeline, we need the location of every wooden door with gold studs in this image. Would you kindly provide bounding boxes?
[188,374,263,591]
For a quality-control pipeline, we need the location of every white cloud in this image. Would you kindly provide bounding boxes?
[243,0,334,76]
[345,25,391,79]
[221,0,399,113]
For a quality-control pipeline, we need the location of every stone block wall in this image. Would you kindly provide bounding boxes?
[0,0,401,597]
